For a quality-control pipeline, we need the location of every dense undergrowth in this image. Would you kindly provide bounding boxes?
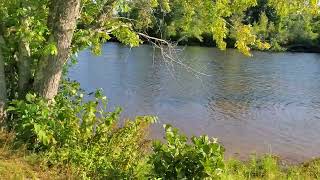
[1,80,320,179]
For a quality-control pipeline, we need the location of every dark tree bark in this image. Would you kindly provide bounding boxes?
[17,3,33,98]
[17,40,32,98]
[34,0,81,99]
[0,35,7,120]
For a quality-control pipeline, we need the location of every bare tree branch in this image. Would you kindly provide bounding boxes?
[137,32,212,77]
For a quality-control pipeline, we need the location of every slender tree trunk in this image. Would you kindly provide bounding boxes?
[17,40,32,98]
[17,8,33,98]
[0,35,7,120]
[34,0,81,99]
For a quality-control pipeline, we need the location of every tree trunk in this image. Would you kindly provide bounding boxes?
[17,8,33,98]
[33,0,81,99]
[0,35,7,120]
[17,40,32,98]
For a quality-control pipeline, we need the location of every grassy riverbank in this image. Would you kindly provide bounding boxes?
[224,157,320,179]
[1,82,319,179]
[0,129,320,180]
[0,131,73,179]
[0,148,65,179]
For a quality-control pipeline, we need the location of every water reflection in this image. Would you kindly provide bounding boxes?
[69,43,320,162]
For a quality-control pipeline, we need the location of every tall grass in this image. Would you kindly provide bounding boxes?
[224,155,320,180]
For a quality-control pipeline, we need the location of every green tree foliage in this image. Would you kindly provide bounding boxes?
[148,0,272,55]
[0,0,318,105]
[148,0,320,52]
[150,125,225,179]
[0,1,319,178]
[8,81,158,179]
[248,0,320,50]
[0,0,176,104]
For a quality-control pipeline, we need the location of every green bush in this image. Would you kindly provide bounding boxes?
[7,80,157,179]
[150,125,225,179]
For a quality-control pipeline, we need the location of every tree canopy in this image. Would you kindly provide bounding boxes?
[0,0,318,111]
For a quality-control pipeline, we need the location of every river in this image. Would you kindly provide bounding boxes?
[69,42,320,162]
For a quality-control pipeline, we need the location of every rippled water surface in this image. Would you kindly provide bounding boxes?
[69,43,320,162]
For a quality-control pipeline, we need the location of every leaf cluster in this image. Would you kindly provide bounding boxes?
[150,125,225,179]
[7,80,157,179]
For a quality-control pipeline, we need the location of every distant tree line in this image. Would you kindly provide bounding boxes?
[134,0,320,52]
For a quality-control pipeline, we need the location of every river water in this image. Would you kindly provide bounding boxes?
[69,42,320,162]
